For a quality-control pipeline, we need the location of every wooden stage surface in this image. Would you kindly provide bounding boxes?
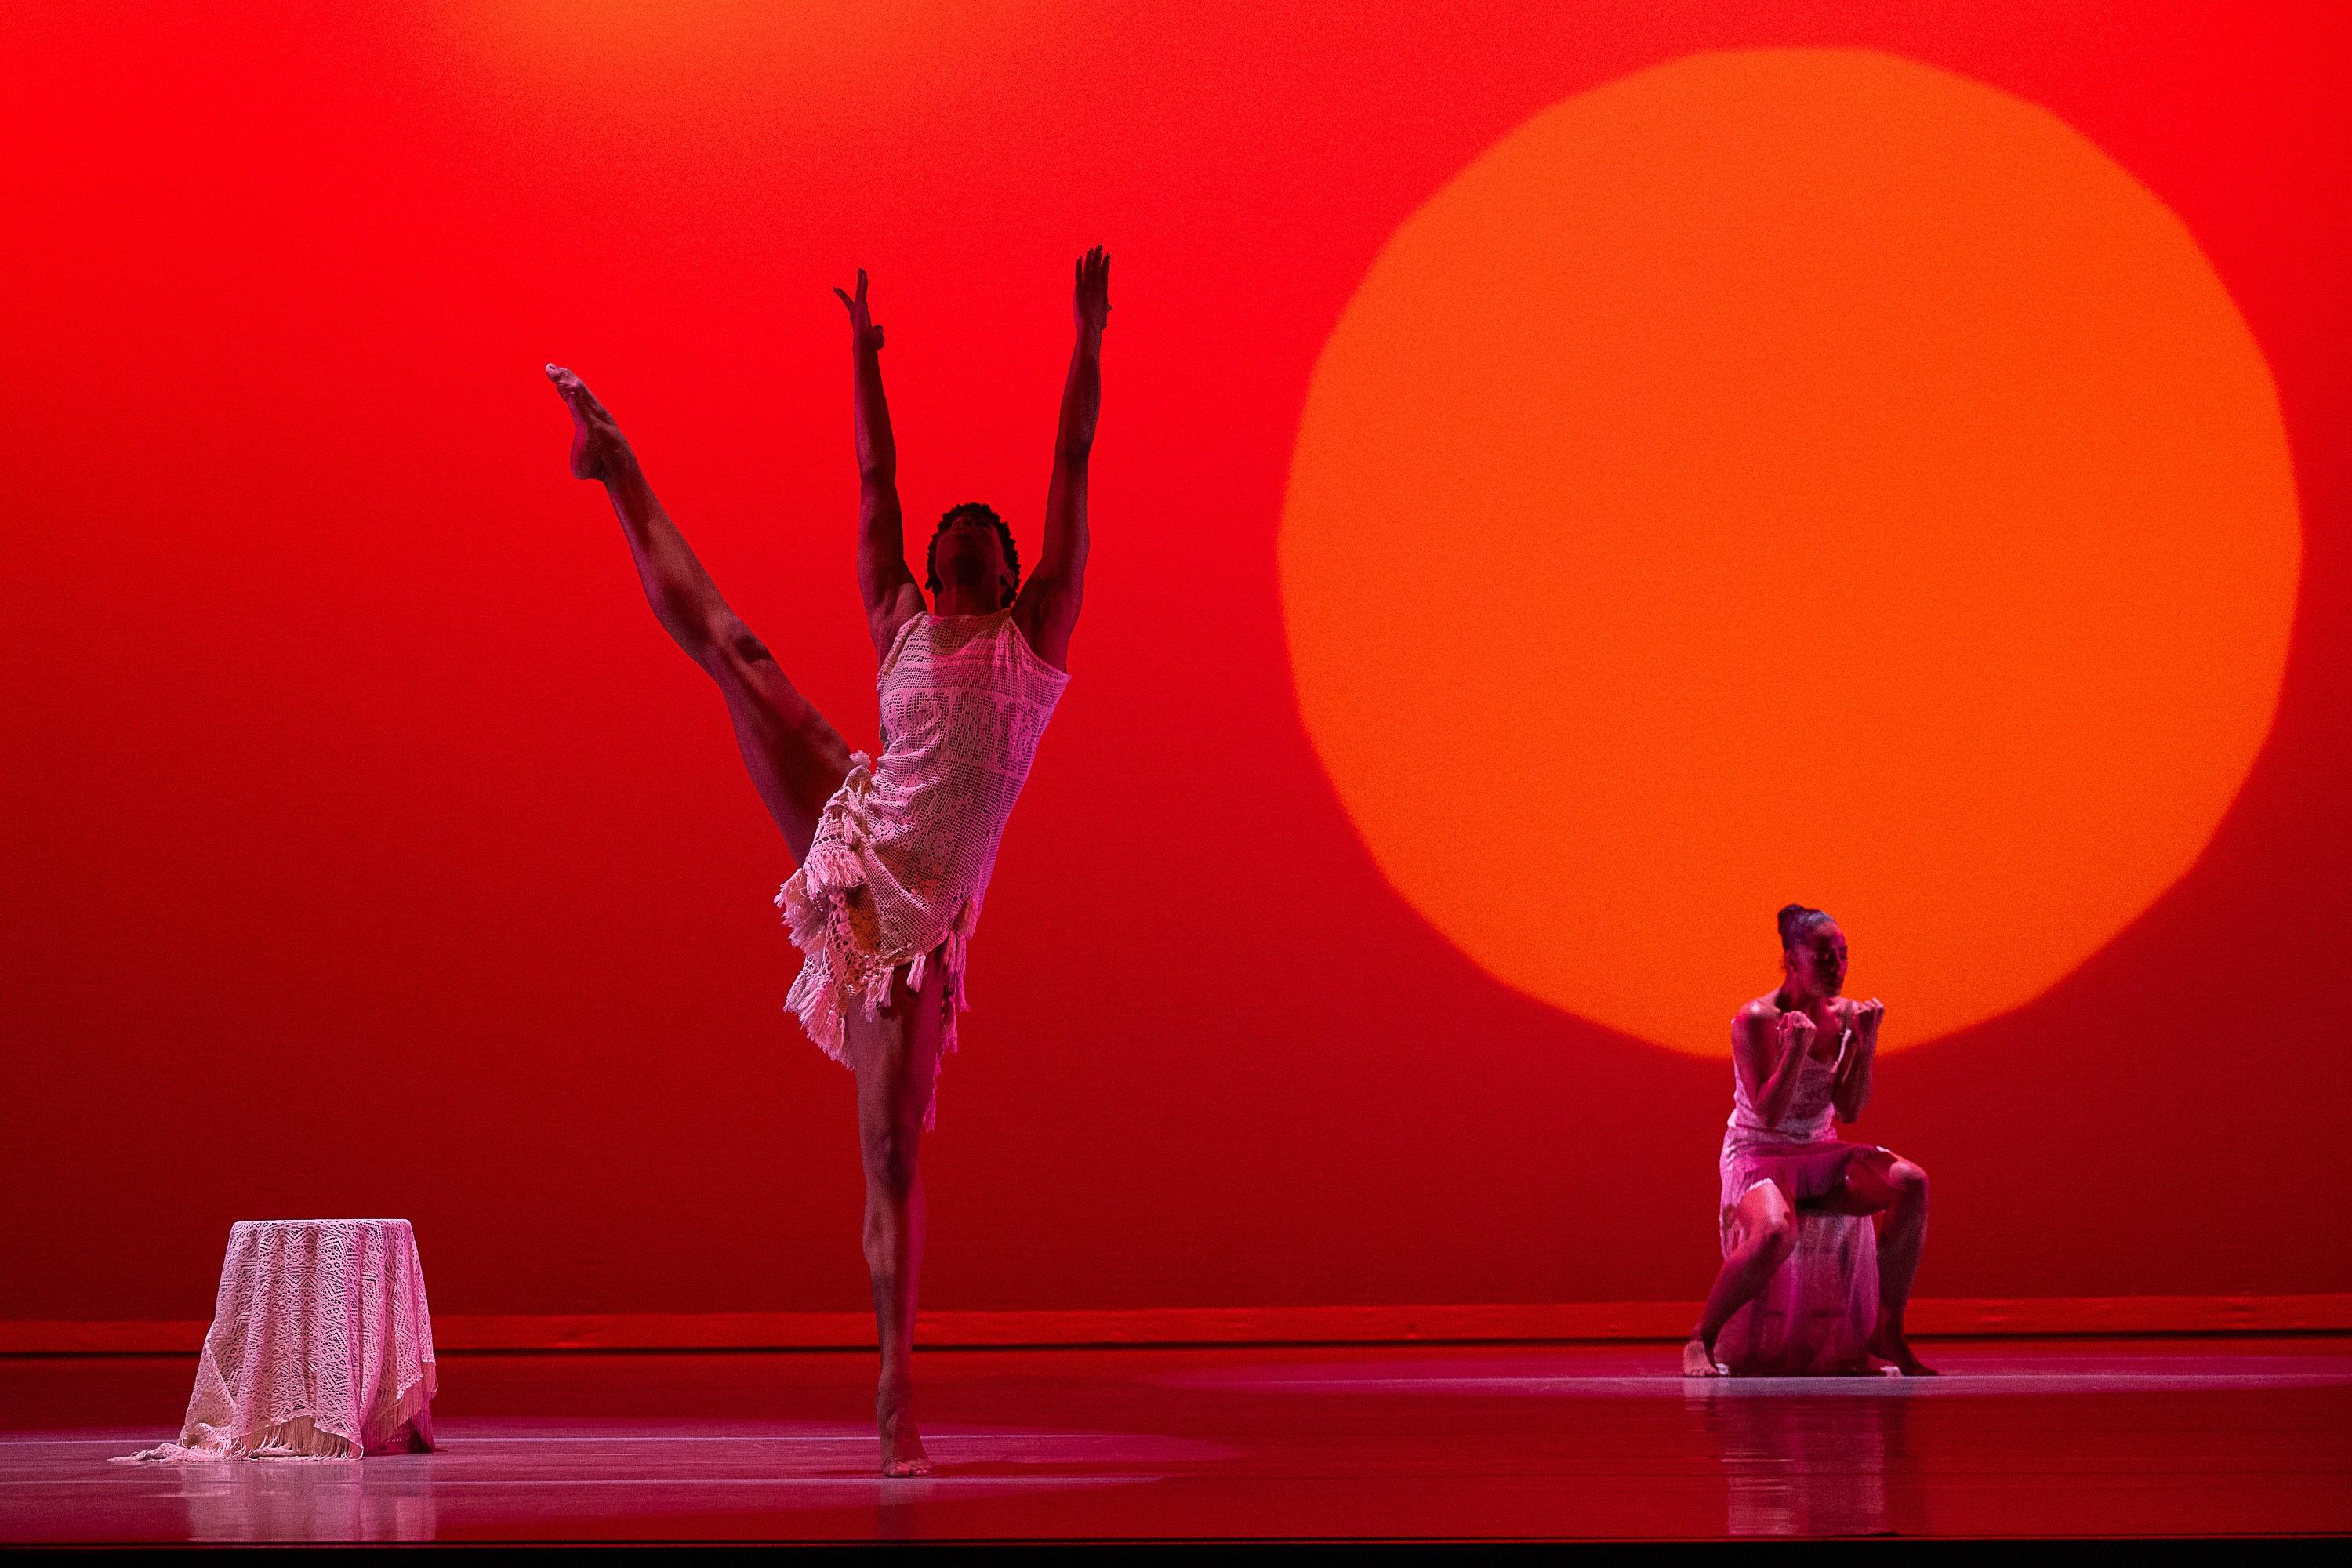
[3,1337,2347,1544]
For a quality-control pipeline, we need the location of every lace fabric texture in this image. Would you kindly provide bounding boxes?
[1726,1044,1841,1142]
[120,1219,437,1462]
[777,611,1067,1120]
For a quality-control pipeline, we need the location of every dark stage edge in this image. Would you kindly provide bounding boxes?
[2,1337,2347,1544]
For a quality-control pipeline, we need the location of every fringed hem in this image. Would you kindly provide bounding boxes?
[360,1364,438,1454]
[775,934,964,1132]
[116,1362,438,1465]
[127,1416,362,1463]
[773,754,981,1129]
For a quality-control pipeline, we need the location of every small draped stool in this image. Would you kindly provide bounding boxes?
[122,1219,438,1462]
[1715,1208,1881,1375]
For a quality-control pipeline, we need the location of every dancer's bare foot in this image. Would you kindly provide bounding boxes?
[1867,1327,1939,1376]
[1681,1336,1727,1377]
[877,1385,932,1477]
[544,364,630,483]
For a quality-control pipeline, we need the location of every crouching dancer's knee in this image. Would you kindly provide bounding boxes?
[1889,1158,1929,1207]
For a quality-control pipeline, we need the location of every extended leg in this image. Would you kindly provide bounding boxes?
[1822,1149,1935,1375]
[706,642,857,864]
[1685,1182,1797,1376]
[844,960,947,1475]
[548,365,855,860]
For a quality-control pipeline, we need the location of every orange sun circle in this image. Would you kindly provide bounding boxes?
[1279,49,2299,1057]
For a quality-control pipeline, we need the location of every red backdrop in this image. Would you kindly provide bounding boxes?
[5,0,2347,1328]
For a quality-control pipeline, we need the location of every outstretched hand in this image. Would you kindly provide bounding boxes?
[1073,245,1111,334]
[545,364,629,483]
[834,268,884,352]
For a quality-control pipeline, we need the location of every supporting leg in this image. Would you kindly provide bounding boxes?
[844,959,948,1475]
[1830,1150,1936,1375]
[1686,1182,1797,1376]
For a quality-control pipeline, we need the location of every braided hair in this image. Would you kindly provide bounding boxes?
[924,502,1021,609]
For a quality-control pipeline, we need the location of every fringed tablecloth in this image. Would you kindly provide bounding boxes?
[121,1219,437,1461]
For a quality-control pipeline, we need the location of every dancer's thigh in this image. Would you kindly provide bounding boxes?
[845,956,949,1148]
[1811,1146,1916,1217]
[710,643,856,863]
[1726,1179,1795,1250]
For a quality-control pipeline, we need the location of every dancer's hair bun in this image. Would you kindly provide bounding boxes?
[1777,903,1831,949]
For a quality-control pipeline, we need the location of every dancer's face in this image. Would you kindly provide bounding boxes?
[1784,920,1848,999]
[933,516,1012,606]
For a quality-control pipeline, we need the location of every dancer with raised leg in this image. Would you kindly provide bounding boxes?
[1683,905,1936,1377]
[546,245,1109,1474]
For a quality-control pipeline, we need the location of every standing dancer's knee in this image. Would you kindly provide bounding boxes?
[862,1121,920,1201]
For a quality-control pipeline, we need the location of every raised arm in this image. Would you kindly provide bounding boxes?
[1014,245,1109,671]
[1736,1004,1819,1130]
[546,365,760,672]
[834,270,925,657]
[1833,999,1882,1122]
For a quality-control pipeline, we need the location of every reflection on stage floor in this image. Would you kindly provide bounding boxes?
[4,1338,2345,1542]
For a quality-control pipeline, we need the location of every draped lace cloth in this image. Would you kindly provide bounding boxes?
[121,1220,437,1461]
[776,611,1067,1120]
[1715,1206,1881,1374]
[1715,1038,1882,1374]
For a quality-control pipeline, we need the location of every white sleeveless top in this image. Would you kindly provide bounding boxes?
[1727,1036,1840,1145]
[776,611,1068,1070]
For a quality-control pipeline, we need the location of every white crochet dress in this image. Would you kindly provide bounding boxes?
[776,611,1067,1114]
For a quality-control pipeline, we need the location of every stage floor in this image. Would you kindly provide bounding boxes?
[3,1337,2347,1543]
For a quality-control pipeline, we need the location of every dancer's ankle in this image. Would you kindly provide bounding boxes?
[601,446,646,492]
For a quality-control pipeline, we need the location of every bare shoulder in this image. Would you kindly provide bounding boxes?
[1732,993,1780,1050]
